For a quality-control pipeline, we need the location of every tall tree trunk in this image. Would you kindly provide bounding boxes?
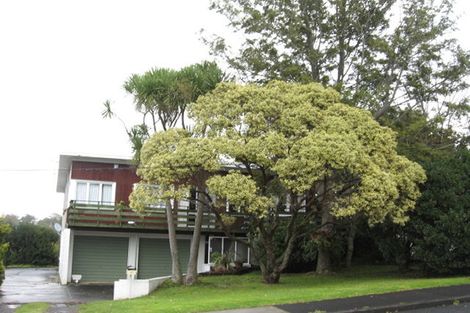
[316,246,331,274]
[185,190,204,285]
[181,106,186,130]
[335,0,346,86]
[396,237,411,273]
[259,235,281,284]
[316,208,333,274]
[166,199,182,284]
[258,215,298,284]
[346,217,357,268]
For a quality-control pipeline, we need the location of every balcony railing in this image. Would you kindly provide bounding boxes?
[65,201,247,233]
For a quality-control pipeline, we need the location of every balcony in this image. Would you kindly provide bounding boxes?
[65,201,247,233]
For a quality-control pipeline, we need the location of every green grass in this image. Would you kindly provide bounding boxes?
[15,303,49,313]
[80,266,470,313]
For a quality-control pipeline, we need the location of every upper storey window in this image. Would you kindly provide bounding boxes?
[75,181,115,205]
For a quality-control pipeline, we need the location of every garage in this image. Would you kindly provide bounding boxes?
[138,238,191,279]
[72,235,129,283]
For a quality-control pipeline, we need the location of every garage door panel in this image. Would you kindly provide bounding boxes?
[138,238,190,279]
[72,236,128,283]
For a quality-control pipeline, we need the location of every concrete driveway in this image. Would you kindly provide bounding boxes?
[0,268,113,304]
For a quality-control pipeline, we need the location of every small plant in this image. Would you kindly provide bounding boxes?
[211,252,231,273]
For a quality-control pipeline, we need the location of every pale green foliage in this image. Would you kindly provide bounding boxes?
[130,128,220,207]
[191,81,425,225]
[133,80,425,282]
[129,184,161,212]
[138,128,220,185]
[206,173,272,216]
[129,183,190,212]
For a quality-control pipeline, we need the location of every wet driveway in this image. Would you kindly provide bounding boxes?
[0,268,113,304]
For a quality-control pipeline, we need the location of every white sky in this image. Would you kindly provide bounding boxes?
[0,0,469,219]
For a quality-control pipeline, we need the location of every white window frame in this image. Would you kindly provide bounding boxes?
[73,180,116,207]
[208,236,250,265]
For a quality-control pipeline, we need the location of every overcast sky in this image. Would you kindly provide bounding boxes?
[0,0,469,219]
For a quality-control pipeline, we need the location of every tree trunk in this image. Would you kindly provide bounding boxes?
[396,239,411,273]
[316,208,333,274]
[346,218,357,268]
[185,190,204,285]
[166,199,182,284]
[316,247,331,274]
[258,229,282,284]
[262,269,281,284]
[336,0,346,86]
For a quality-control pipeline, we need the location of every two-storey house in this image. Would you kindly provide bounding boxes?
[57,154,251,285]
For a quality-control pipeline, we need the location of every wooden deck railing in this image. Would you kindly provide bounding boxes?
[65,201,246,233]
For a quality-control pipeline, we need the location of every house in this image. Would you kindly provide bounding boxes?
[57,155,251,285]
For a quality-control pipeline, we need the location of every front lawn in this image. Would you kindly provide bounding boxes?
[80,266,470,313]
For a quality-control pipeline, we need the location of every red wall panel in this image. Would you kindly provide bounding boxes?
[71,161,140,204]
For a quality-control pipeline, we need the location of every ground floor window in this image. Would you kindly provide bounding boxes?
[208,236,250,264]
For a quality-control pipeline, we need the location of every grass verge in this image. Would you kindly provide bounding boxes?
[15,303,49,313]
[79,266,470,313]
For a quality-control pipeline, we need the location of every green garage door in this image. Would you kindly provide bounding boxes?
[72,235,129,283]
[138,238,190,279]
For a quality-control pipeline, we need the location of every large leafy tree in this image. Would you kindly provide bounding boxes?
[206,0,470,124]
[131,81,425,283]
[106,61,224,285]
[205,0,469,271]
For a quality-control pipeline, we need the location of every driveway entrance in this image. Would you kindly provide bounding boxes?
[0,268,113,304]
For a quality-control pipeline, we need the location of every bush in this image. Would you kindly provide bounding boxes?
[371,148,470,274]
[0,218,11,285]
[6,223,59,266]
[412,149,470,274]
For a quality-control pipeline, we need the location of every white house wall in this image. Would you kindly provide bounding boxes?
[58,228,73,285]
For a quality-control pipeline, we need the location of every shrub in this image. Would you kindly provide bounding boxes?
[412,149,470,274]
[6,223,59,266]
[0,218,11,285]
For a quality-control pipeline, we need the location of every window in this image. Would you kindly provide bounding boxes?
[102,184,113,203]
[208,236,250,264]
[75,181,115,205]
